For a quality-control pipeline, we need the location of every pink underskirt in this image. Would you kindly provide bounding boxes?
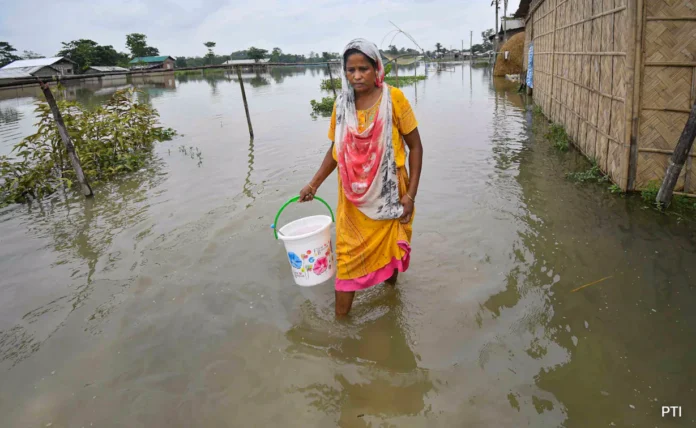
[335,241,411,292]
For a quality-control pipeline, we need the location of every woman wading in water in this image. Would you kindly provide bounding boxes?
[300,38,423,316]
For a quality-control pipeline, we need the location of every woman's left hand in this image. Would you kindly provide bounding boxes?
[399,195,414,224]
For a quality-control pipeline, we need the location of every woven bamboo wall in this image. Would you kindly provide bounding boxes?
[529,0,632,188]
[633,0,696,193]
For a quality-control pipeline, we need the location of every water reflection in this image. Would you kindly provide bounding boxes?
[0,159,167,368]
[285,288,433,424]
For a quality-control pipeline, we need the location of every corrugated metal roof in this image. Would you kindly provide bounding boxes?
[501,18,525,32]
[88,66,129,72]
[129,56,173,64]
[223,59,270,65]
[1,57,72,69]
[0,65,59,80]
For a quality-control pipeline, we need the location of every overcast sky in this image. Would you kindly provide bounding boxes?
[0,0,520,57]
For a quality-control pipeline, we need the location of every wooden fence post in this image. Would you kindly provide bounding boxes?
[37,80,93,198]
[326,63,337,97]
[236,66,254,139]
[656,100,696,208]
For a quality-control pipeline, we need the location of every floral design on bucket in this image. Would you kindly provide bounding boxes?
[313,257,328,275]
[288,252,302,269]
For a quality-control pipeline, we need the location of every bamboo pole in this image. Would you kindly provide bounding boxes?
[37,79,93,198]
[623,0,639,188]
[236,66,254,139]
[656,100,696,208]
[628,0,645,190]
[395,62,399,87]
[326,63,336,97]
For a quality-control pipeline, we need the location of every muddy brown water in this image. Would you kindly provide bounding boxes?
[1,65,695,427]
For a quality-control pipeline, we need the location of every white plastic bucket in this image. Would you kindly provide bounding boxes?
[272,196,335,287]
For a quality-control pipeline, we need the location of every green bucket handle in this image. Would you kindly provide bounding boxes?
[272,195,335,240]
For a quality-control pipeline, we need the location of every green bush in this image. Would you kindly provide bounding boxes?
[320,78,341,91]
[310,96,336,118]
[0,88,176,205]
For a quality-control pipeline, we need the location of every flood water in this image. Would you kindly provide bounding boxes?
[1,65,695,427]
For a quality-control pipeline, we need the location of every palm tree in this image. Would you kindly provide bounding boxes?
[435,42,443,56]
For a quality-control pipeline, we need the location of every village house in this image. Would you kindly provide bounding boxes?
[0,57,76,75]
[84,66,129,74]
[129,56,176,70]
[489,18,526,45]
[0,65,62,83]
[222,58,271,65]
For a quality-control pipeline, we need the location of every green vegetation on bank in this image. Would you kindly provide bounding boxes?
[532,103,696,217]
[0,88,176,206]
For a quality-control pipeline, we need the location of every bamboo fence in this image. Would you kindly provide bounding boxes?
[524,0,696,194]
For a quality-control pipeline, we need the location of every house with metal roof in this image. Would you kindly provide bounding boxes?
[0,65,62,83]
[222,58,270,65]
[84,66,129,74]
[1,57,76,75]
[488,18,526,44]
[129,56,176,70]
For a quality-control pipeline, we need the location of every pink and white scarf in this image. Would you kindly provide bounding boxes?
[334,38,404,220]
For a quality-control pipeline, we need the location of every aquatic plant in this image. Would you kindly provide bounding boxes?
[566,159,609,183]
[546,123,570,152]
[609,184,623,194]
[640,180,660,204]
[384,75,426,88]
[0,88,176,206]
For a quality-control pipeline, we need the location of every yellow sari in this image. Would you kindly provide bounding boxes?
[328,86,418,291]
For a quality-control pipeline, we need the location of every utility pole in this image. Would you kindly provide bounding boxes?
[470,31,473,61]
[503,0,508,41]
[494,0,500,53]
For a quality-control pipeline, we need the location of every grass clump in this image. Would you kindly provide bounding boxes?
[546,123,570,152]
[532,104,543,116]
[641,180,660,204]
[609,184,624,194]
[566,159,609,183]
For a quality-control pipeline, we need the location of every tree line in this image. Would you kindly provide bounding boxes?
[1,29,496,73]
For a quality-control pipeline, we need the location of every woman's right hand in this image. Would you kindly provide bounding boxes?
[299,183,316,203]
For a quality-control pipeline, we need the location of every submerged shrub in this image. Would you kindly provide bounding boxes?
[0,88,176,205]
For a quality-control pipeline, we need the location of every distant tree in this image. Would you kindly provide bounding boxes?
[0,42,20,67]
[247,47,268,62]
[58,39,128,72]
[176,57,188,68]
[388,45,398,54]
[270,47,282,62]
[435,43,443,56]
[22,50,44,59]
[322,51,331,61]
[481,29,495,51]
[204,41,216,64]
[126,33,159,58]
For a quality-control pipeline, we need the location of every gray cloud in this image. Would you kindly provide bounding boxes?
[0,0,520,57]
